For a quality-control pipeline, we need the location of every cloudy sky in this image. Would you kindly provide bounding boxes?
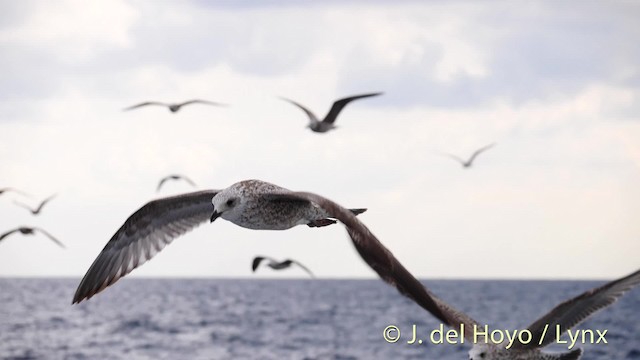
[0,0,638,281]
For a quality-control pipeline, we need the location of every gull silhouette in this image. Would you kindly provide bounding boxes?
[442,143,496,168]
[280,92,382,133]
[157,175,197,192]
[0,226,65,248]
[252,256,314,277]
[124,99,225,113]
[14,194,57,215]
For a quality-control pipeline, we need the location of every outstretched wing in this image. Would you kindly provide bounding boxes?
[268,191,456,327]
[123,102,167,111]
[177,99,225,107]
[0,228,21,242]
[323,92,382,125]
[34,194,57,214]
[279,97,320,123]
[72,190,219,303]
[291,259,315,278]
[252,256,273,272]
[33,227,66,248]
[466,143,496,165]
[513,268,640,349]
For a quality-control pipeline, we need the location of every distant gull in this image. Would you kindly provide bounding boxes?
[0,188,30,198]
[280,92,382,133]
[123,99,225,113]
[252,256,314,277]
[72,178,450,326]
[157,174,197,192]
[14,193,56,215]
[441,142,496,168]
[0,226,65,248]
[416,267,640,360]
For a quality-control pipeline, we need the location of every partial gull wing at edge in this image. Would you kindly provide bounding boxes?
[72,190,219,304]
[514,268,640,349]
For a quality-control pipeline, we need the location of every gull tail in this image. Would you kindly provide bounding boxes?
[349,208,367,215]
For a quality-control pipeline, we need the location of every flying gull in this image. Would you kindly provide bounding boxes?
[72,179,449,327]
[157,174,197,192]
[0,226,65,248]
[124,99,225,113]
[14,194,57,215]
[252,256,314,277]
[280,92,382,133]
[415,267,640,360]
[441,143,496,168]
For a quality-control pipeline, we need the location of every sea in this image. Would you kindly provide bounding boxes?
[0,278,638,360]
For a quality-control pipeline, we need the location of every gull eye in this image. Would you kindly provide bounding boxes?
[480,353,485,359]
[226,199,235,207]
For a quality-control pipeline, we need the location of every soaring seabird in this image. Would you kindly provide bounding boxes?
[280,92,382,133]
[72,179,449,327]
[157,174,197,192]
[13,194,57,215]
[442,143,496,168]
[252,256,314,277]
[124,99,225,113]
[0,226,65,248]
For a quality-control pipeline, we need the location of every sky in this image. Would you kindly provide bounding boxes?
[0,0,639,280]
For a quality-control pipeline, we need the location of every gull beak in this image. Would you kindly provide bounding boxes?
[210,209,221,223]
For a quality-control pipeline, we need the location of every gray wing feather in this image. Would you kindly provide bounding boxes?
[123,101,167,111]
[0,229,20,242]
[72,190,219,303]
[514,268,640,349]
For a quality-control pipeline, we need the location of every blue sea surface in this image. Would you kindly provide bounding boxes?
[0,278,638,359]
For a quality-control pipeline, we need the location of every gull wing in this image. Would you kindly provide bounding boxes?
[123,102,167,111]
[252,256,276,272]
[291,259,315,278]
[0,228,21,242]
[466,143,496,165]
[513,268,640,349]
[177,99,225,107]
[33,227,66,248]
[268,191,454,327]
[323,92,382,125]
[72,190,219,303]
[279,97,320,123]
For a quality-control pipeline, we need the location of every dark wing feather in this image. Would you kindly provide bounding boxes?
[279,97,320,123]
[323,92,382,125]
[272,191,456,327]
[514,268,640,349]
[252,256,268,272]
[291,260,315,278]
[0,228,21,242]
[72,190,219,303]
[466,143,495,165]
[123,102,167,111]
[33,228,65,248]
[33,194,57,214]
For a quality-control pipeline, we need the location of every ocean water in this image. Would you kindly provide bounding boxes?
[0,278,638,360]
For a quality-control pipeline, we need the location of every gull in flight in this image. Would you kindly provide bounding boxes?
[0,226,65,248]
[72,178,449,327]
[417,267,640,360]
[123,99,225,113]
[14,194,57,215]
[280,92,382,133]
[0,188,30,198]
[441,143,496,168]
[157,174,197,192]
[252,256,314,277]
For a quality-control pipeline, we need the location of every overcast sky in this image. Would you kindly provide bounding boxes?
[0,0,638,280]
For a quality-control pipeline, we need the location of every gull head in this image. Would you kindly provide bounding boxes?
[211,188,242,223]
